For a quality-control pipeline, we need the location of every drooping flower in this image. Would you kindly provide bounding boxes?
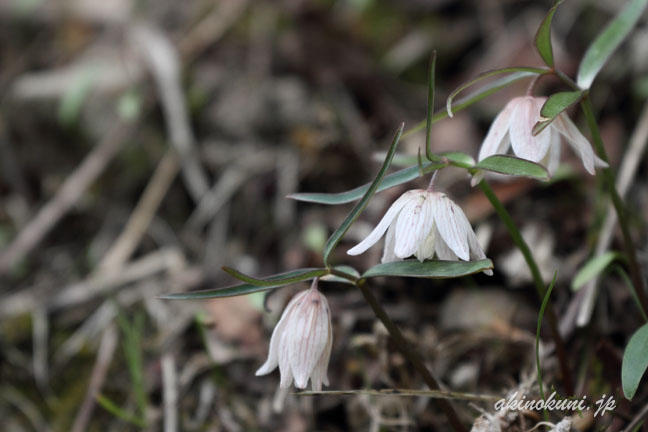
[256,279,333,394]
[472,95,607,185]
[347,189,492,275]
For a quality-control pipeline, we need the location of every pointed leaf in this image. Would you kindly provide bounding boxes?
[534,1,564,67]
[323,123,404,266]
[320,265,361,284]
[222,266,329,287]
[403,70,546,139]
[571,251,623,291]
[362,259,493,279]
[577,0,648,89]
[425,52,437,161]
[374,151,475,169]
[160,268,325,300]
[476,155,549,180]
[622,323,648,400]
[289,132,439,206]
[532,90,584,135]
[446,67,549,118]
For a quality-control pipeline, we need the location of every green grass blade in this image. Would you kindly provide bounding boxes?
[577,0,648,89]
[535,272,557,420]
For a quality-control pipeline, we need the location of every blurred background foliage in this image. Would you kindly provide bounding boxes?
[1,0,648,430]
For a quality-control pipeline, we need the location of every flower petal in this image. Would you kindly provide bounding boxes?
[381,222,398,263]
[453,206,493,276]
[478,98,516,161]
[552,113,608,174]
[256,290,309,376]
[347,190,419,256]
[289,289,329,389]
[509,96,551,163]
[310,298,333,391]
[542,128,562,176]
[431,194,469,261]
[414,223,436,261]
[394,192,434,259]
[435,232,458,261]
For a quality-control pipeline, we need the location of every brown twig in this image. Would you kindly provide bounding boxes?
[0,121,134,275]
[70,325,118,432]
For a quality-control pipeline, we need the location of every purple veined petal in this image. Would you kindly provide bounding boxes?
[431,194,470,261]
[393,192,435,259]
[552,113,608,174]
[347,190,420,256]
[289,290,329,389]
[414,223,436,261]
[478,98,517,162]
[278,322,295,388]
[310,299,333,391]
[256,290,309,376]
[381,222,398,263]
[509,96,551,163]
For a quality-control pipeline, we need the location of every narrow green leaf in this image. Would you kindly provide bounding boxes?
[296,388,499,402]
[96,394,146,428]
[571,251,623,291]
[404,71,542,139]
[323,123,404,266]
[288,161,445,205]
[160,268,324,300]
[622,323,648,400]
[446,67,549,118]
[536,272,557,414]
[613,265,648,322]
[425,51,437,161]
[532,90,584,135]
[362,259,493,279]
[577,0,648,89]
[437,151,475,168]
[374,151,474,169]
[534,1,564,67]
[475,155,549,180]
[222,266,328,287]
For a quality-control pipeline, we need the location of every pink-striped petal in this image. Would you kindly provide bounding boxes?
[393,192,434,259]
[256,290,309,376]
[289,289,330,389]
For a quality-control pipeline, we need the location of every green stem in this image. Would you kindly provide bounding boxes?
[478,181,574,395]
[579,97,648,318]
[355,278,466,432]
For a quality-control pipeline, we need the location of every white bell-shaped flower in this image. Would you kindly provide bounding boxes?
[256,279,333,393]
[347,189,492,275]
[473,95,607,185]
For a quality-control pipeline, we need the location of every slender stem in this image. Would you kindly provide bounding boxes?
[478,181,574,395]
[579,97,648,317]
[427,169,440,192]
[355,278,466,432]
